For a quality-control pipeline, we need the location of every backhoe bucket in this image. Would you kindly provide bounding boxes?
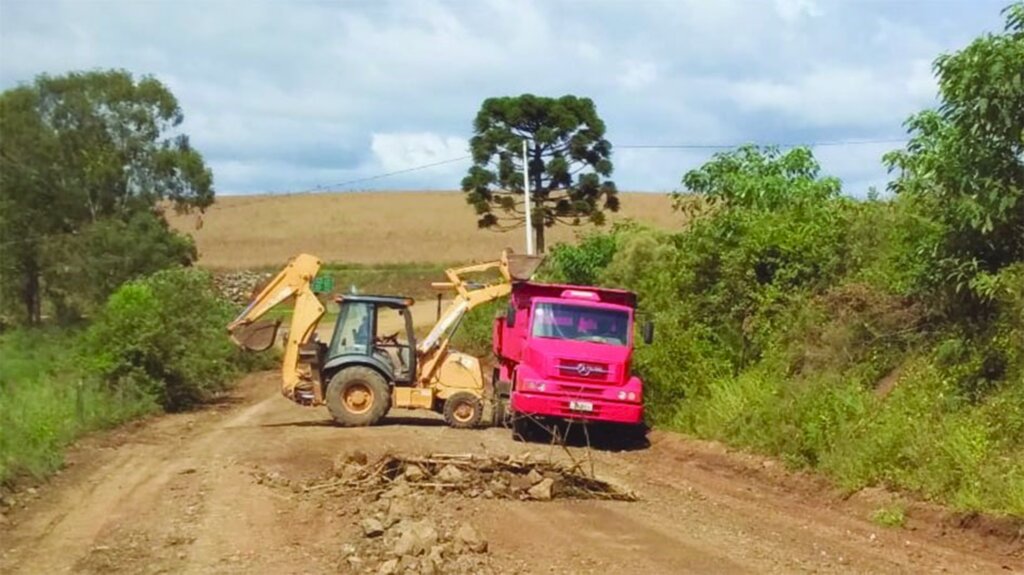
[230,320,281,352]
[505,253,545,281]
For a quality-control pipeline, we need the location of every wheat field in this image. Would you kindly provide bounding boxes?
[166,191,682,269]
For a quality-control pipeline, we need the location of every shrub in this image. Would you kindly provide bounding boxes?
[81,267,240,411]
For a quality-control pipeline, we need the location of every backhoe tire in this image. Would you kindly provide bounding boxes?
[443,392,483,429]
[326,367,391,427]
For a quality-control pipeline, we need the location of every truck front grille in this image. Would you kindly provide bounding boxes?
[556,360,613,383]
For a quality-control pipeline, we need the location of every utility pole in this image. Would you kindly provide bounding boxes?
[523,139,534,255]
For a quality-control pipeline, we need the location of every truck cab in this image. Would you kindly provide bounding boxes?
[493,282,651,431]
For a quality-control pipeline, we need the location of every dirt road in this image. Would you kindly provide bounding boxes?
[1,373,1020,574]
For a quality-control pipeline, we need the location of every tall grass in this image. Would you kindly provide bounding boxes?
[0,329,155,483]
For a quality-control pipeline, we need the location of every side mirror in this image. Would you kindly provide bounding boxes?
[641,321,654,345]
[505,303,516,328]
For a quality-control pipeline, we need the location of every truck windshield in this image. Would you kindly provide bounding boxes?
[531,303,629,346]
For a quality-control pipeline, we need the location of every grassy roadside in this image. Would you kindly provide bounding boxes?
[0,328,155,482]
[1,268,261,486]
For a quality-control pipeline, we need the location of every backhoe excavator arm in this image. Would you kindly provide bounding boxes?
[226,253,325,402]
[416,250,542,386]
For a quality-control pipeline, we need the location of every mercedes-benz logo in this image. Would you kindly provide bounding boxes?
[575,363,592,376]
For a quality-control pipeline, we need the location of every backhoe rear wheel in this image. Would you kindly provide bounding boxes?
[443,392,483,429]
[326,367,390,427]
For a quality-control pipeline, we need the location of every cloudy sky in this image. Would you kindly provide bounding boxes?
[0,0,1007,196]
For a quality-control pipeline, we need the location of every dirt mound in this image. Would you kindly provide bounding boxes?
[316,452,637,502]
[249,452,633,574]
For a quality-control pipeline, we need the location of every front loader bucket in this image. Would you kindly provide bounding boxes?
[505,252,545,281]
[230,320,281,352]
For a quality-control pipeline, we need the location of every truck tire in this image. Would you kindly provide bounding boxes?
[443,392,483,429]
[325,367,390,427]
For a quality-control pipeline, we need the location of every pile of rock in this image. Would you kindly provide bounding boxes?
[213,270,272,306]
[344,481,495,575]
[324,451,634,503]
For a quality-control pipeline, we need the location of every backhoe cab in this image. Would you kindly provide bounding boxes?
[227,250,543,428]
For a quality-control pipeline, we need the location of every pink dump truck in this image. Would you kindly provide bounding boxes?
[491,281,653,441]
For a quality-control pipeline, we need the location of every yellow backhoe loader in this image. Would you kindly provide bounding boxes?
[226,250,542,428]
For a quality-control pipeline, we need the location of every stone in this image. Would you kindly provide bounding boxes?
[340,543,358,558]
[346,556,364,570]
[397,554,418,572]
[392,520,438,557]
[379,558,399,575]
[454,523,488,553]
[361,517,385,538]
[508,474,533,493]
[418,556,437,575]
[332,457,361,480]
[527,478,554,501]
[347,449,369,465]
[526,469,544,485]
[436,464,464,483]
[387,499,414,523]
[386,483,412,499]
[487,479,508,496]
[403,464,426,482]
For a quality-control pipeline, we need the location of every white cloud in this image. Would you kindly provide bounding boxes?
[729,64,936,127]
[773,0,822,23]
[617,61,658,91]
[371,133,469,172]
[0,0,1007,194]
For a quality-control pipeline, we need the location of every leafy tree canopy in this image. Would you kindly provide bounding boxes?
[675,144,841,213]
[0,69,212,323]
[462,94,618,253]
[884,3,1024,304]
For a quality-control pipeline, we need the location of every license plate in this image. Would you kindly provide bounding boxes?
[569,400,594,412]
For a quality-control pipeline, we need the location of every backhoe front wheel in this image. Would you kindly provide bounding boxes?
[326,367,390,427]
[443,392,483,429]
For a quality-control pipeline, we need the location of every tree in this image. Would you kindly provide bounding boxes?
[42,211,197,321]
[0,70,213,323]
[462,94,619,253]
[883,3,1024,306]
[675,144,841,213]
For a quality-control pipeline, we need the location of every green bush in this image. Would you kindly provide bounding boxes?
[540,143,1023,516]
[81,267,241,411]
[547,229,619,285]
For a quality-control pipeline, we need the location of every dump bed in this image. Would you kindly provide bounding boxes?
[509,282,637,308]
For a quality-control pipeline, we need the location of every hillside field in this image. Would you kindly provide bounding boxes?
[166,191,682,269]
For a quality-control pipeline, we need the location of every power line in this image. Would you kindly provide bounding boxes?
[1,136,912,244]
[216,137,907,205]
[618,137,909,148]
[209,155,473,212]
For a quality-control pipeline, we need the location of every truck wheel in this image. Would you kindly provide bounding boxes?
[325,367,390,427]
[443,392,483,429]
